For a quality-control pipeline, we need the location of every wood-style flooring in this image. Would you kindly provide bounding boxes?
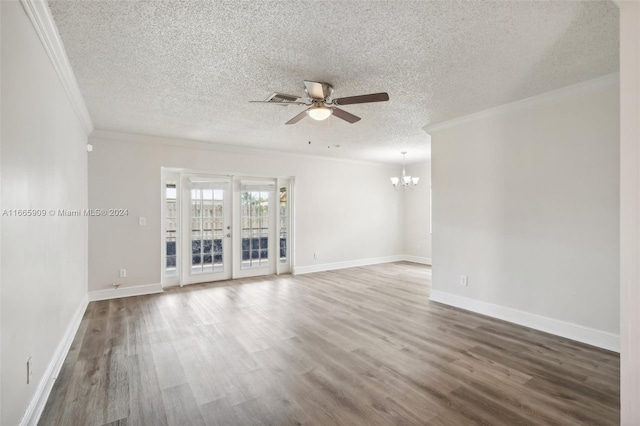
[39,262,620,425]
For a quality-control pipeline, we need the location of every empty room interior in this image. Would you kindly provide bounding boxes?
[1,1,639,425]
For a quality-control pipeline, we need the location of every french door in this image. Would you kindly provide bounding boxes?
[181,175,232,285]
[163,172,289,287]
[233,179,277,279]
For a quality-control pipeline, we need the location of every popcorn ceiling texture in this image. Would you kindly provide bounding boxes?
[48,0,619,164]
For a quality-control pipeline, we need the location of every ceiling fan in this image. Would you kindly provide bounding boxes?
[250,80,389,125]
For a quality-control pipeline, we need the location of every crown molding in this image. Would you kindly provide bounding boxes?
[423,72,619,135]
[20,0,94,135]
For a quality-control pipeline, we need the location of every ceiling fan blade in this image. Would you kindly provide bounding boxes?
[250,100,308,105]
[333,92,389,106]
[332,107,361,123]
[285,108,310,125]
[265,92,301,103]
[304,80,331,99]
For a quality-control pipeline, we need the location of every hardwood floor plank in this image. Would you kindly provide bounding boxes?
[127,350,168,425]
[39,262,619,425]
[58,355,108,426]
[199,397,241,425]
[38,319,89,425]
[524,376,619,424]
[151,340,188,390]
[459,375,586,426]
[105,345,130,424]
[448,384,538,425]
[161,383,205,426]
[260,388,313,425]
[174,336,227,405]
[101,418,127,426]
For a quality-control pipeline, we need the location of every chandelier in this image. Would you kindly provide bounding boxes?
[390,152,419,190]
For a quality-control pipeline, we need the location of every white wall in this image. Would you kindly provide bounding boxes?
[403,161,432,263]
[1,2,88,425]
[620,1,640,423]
[429,74,620,349]
[0,1,3,421]
[87,131,404,291]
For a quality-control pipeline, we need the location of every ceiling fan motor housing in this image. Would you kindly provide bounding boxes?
[305,81,334,100]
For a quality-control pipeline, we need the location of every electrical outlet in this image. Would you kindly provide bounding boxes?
[27,357,33,384]
[460,275,468,286]
[313,252,318,260]
[119,269,127,278]
[139,217,147,226]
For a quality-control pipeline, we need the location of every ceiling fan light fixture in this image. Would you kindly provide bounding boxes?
[307,105,332,121]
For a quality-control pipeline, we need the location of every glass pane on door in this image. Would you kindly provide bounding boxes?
[191,188,225,274]
[213,190,224,270]
[241,191,269,268]
[165,181,178,277]
[279,186,287,264]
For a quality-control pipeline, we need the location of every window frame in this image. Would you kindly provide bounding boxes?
[161,169,181,287]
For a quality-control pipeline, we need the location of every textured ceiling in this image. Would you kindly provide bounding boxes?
[48,0,619,164]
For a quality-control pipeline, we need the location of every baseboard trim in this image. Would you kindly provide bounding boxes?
[293,255,407,275]
[402,255,432,265]
[21,294,88,426]
[88,283,163,302]
[429,290,620,352]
